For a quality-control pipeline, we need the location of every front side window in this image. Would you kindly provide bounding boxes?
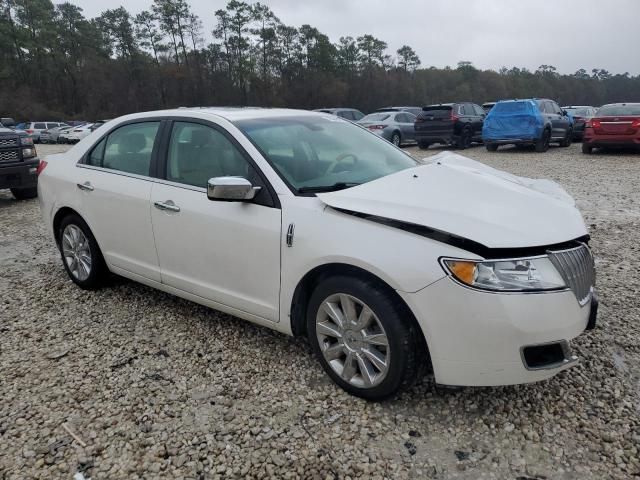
[235,115,418,193]
[87,122,159,176]
[166,122,253,188]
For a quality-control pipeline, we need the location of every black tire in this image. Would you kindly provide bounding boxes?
[10,187,38,200]
[391,132,401,147]
[418,142,430,150]
[534,129,551,152]
[456,129,472,149]
[306,275,424,401]
[56,213,108,289]
[485,143,498,152]
[582,143,593,154]
[559,129,572,147]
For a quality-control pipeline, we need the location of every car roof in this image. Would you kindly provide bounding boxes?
[127,107,324,122]
[599,102,640,106]
[313,108,359,112]
[423,103,455,108]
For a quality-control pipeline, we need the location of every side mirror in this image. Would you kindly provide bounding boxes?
[207,177,260,202]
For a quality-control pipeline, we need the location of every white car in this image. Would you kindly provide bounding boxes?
[37,108,597,400]
[66,124,94,143]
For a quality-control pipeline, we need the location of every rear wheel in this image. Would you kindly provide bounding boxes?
[391,132,401,147]
[582,143,593,154]
[559,129,572,147]
[456,129,472,149]
[534,129,551,152]
[418,142,430,150]
[307,275,424,400]
[485,143,498,152]
[57,214,108,289]
[10,187,37,200]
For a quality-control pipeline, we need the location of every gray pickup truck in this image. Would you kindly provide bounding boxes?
[0,118,40,200]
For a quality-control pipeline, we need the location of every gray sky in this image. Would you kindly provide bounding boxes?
[67,0,640,75]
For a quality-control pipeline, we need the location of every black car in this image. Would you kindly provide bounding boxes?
[414,103,485,149]
[0,122,40,200]
[562,106,597,141]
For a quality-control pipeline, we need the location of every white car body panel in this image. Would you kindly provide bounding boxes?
[38,108,595,388]
[318,151,587,249]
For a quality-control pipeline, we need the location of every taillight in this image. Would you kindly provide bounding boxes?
[36,160,48,176]
[367,125,385,130]
[591,120,601,129]
[450,112,459,121]
[26,129,34,134]
[632,119,640,129]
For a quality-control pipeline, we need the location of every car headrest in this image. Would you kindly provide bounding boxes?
[190,128,212,147]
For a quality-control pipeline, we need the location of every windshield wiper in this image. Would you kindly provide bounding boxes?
[298,182,361,194]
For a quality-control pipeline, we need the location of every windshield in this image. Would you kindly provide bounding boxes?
[565,108,590,116]
[492,101,533,114]
[235,115,417,193]
[596,104,640,116]
[360,113,390,122]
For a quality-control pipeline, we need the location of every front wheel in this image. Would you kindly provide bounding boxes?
[418,141,430,150]
[485,143,498,152]
[57,214,108,289]
[10,187,38,200]
[307,275,424,400]
[582,143,593,154]
[456,129,472,149]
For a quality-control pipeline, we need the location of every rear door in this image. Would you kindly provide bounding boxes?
[471,104,486,140]
[546,101,566,139]
[397,113,416,141]
[415,106,453,137]
[76,120,163,281]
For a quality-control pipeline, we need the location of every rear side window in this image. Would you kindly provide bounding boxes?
[337,111,353,120]
[87,122,160,176]
[352,111,364,121]
[34,123,46,129]
[421,107,452,118]
[362,113,390,122]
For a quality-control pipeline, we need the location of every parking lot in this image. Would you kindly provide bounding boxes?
[1,142,639,479]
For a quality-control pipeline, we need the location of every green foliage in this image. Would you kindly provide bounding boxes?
[1,0,639,120]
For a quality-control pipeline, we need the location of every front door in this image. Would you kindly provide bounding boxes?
[150,120,282,321]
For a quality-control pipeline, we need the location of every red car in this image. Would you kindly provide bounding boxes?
[582,103,640,153]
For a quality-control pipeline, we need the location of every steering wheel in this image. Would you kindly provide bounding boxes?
[327,152,359,175]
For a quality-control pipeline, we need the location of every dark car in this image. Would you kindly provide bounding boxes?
[414,103,485,150]
[313,108,365,121]
[376,106,423,117]
[482,99,573,152]
[562,106,598,141]
[0,125,40,200]
[582,103,640,154]
[482,102,496,114]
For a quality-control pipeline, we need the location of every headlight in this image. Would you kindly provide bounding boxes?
[20,137,34,146]
[22,147,36,158]
[441,256,566,292]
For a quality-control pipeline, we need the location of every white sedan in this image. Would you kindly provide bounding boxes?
[37,108,597,400]
[65,124,94,143]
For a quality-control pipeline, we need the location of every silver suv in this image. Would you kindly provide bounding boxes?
[22,122,68,143]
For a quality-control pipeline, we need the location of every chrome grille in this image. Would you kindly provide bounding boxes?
[548,244,595,305]
[0,149,19,162]
[0,137,18,147]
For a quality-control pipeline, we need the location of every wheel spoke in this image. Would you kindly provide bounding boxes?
[339,294,357,325]
[361,347,387,372]
[322,302,345,329]
[341,352,357,381]
[322,342,344,361]
[355,306,373,330]
[317,321,342,339]
[356,353,376,387]
[362,332,388,347]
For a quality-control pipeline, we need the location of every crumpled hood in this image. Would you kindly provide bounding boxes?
[318,151,587,249]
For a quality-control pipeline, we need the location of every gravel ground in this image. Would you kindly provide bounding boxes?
[1,142,639,479]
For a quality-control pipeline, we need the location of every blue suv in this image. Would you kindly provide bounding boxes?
[482,99,573,152]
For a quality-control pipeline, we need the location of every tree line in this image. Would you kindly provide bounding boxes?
[1,0,639,121]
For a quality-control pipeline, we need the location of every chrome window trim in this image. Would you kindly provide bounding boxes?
[76,164,154,183]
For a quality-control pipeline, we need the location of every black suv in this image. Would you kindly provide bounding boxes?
[0,118,39,200]
[414,103,485,149]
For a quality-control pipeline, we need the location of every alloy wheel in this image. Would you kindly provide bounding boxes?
[61,224,92,281]
[316,293,390,388]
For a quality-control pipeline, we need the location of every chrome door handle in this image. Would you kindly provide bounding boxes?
[154,201,180,212]
[77,182,94,192]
